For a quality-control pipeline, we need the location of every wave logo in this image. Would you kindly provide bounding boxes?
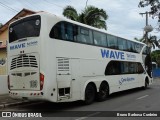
[101,49,125,60]
[10,43,25,50]
[10,41,38,50]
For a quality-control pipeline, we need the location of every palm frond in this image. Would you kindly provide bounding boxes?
[62,5,108,30]
[63,6,78,21]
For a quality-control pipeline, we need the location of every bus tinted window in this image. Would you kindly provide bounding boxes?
[127,41,136,52]
[93,31,107,47]
[105,61,121,75]
[121,62,129,74]
[107,35,117,49]
[50,22,144,54]
[9,15,41,43]
[117,38,127,51]
[76,27,93,44]
[105,61,144,75]
[50,22,75,41]
[50,22,61,39]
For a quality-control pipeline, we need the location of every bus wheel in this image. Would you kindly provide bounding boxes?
[97,82,109,102]
[84,84,96,105]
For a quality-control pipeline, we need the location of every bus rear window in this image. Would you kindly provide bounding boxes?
[9,15,41,43]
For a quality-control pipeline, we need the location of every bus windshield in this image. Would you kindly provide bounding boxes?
[9,15,41,43]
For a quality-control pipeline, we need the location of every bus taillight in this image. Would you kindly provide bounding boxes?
[40,73,44,90]
[8,75,10,90]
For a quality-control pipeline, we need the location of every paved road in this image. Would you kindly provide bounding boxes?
[1,78,160,120]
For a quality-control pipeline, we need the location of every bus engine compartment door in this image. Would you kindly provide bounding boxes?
[56,58,72,99]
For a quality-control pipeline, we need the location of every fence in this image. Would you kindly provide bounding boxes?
[152,68,160,78]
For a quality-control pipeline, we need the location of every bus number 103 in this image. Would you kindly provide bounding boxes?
[30,80,38,88]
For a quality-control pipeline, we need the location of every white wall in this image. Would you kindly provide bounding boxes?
[0,75,8,94]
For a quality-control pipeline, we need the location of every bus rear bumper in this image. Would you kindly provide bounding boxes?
[8,90,46,101]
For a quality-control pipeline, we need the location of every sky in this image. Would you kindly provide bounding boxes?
[0,0,160,40]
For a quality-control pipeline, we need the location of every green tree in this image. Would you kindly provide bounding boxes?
[63,5,108,30]
[151,50,160,67]
[139,0,160,30]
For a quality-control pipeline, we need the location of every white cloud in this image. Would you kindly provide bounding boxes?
[0,0,159,40]
[128,9,143,21]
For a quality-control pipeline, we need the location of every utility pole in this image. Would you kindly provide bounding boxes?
[85,0,89,9]
[139,11,150,44]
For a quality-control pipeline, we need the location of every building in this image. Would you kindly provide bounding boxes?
[0,8,36,75]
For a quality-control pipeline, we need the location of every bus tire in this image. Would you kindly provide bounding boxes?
[84,83,96,105]
[97,82,109,102]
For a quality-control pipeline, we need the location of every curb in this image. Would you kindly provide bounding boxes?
[0,101,44,109]
[0,101,30,109]
[0,104,5,109]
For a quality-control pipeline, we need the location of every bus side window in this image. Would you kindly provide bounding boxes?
[128,62,136,73]
[73,25,78,41]
[77,27,93,44]
[105,61,144,75]
[93,31,107,47]
[60,22,65,40]
[135,43,140,53]
[50,21,75,41]
[50,22,61,39]
[117,38,127,51]
[138,63,144,73]
[107,35,118,49]
[127,41,136,53]
[120,62,129,74]
[105,61,121,75]
[64,23,74,41]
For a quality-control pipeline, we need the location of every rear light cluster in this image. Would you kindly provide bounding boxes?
[9,92,43,96]
[40,73,44,90]
[9,92,18,95]
[30,93,42,96]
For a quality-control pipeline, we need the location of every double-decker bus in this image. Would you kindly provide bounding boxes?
[7,12,153,104]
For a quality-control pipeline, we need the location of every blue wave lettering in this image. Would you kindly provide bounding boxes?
[101,49,125,60]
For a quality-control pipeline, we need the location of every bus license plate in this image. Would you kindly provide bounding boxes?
[30,80,38,88]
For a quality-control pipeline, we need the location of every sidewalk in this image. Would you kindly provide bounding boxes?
[0,94,30,109]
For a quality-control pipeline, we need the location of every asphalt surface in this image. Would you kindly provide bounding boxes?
[0,78,160,120]
[0,94,38,109]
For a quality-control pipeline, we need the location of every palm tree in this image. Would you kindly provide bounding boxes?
[62,6,79,21]
[147,35,160,49]
[134,37,144,42]
[63,5,108,30]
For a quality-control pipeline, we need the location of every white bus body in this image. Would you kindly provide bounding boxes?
[7,12,153,104]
